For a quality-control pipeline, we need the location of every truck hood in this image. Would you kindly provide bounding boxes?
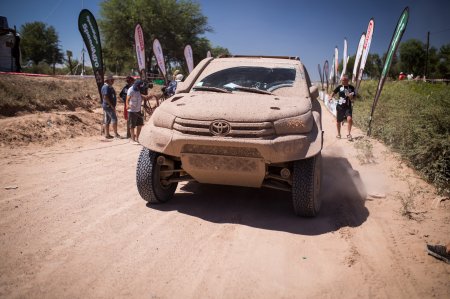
[157,92,312,122]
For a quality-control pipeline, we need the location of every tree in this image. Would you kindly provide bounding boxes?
[99,0,229,75]
[341,53,381,81]
[381,51,400,79]
[210,46,231,57]
[436,44,450,79]
[20,22,63,68]
[338,55,355,79]
[399,39,426,76]
[345,55,355,78]
[426,47,439,78]
[365,53,382,79]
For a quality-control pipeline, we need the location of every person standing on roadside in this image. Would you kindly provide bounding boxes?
[126,79,150,143]
[102,74,120,139]
[119,76,135,138]
[329,75,355,140]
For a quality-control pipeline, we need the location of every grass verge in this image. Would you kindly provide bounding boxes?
[353,80,449,195]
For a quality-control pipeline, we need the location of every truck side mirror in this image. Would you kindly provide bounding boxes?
[309,85,319,99]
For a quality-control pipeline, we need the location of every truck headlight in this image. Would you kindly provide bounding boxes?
[152,109,176,129]
[273,111,313,135]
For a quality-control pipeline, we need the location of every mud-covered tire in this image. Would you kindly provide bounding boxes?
[136,148,178,203]
[292,153,322,217]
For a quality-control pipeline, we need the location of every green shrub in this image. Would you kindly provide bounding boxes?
[353,80,449,195]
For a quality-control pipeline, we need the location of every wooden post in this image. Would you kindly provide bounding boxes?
[425,31,430,78]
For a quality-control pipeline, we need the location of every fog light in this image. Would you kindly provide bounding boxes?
[280,168,291,179]
[157,156,165,165]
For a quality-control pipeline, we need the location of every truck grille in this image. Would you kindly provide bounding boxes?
[182,144,262,158]
[173,117,275,138]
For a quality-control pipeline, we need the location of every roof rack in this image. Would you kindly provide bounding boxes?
[218,55,300,61]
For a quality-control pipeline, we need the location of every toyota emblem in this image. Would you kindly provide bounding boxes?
[210,120,231,136]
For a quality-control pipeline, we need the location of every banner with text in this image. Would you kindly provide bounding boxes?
[356,18,375,92]
[334,46,339,84]
[368,8,409,136]
[352,32,366,83]
[184,44,194,73]
[323,60,329,92]
[78,9,104,100]
[340,38,348,80]
[318,63,323,90]
[152,38,166,80]
[134,23,146,78]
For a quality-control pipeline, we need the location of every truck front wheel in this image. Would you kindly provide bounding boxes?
[292,153,322,217]
[136,148,178,203]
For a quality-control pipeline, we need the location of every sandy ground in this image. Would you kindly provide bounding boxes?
[0,101,449,298]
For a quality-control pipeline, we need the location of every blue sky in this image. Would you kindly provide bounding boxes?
[1,0,449,80]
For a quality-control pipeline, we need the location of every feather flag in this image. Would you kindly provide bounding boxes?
[367,8,409,136]
[153,39,166,81]
[134,23,146,79]
[78,9,104,101]
[340,38,348,80]
[184,45,194,74]
[352,33,366,84]
[356,18,375,92]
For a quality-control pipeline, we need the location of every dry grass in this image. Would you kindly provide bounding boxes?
[0,75,101,117]
[354,138,375,164]
[354,80,450,196]
[0,74,166,147]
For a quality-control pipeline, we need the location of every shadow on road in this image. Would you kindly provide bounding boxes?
[148,155,369,235]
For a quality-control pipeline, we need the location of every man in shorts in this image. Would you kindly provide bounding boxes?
[119,76,135,138]
[329,75,355,140]
[102,74,120,139]
[126,79,151,143]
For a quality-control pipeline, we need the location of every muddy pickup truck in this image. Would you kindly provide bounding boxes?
[136,55,323,216]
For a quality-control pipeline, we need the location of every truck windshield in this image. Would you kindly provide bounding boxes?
[195,66,296,93]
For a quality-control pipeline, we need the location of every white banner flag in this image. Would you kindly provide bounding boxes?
[184,44,194,73]
[352,33,366,83]
[356,18,375,90]
[334,46,339,84]
[152,38,166,78]
[340,38,348,80]
[134,24,145,74]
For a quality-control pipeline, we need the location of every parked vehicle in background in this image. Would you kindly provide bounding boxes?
[136,55,323,217]
[0,16,21,72]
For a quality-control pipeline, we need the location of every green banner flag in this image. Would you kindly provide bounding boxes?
[367,7,409,136]
[78,9,104,101]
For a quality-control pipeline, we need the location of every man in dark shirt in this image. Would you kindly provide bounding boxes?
[329,75,355,140]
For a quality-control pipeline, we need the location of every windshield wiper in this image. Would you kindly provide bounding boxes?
[192,86,230,93]
[232,86,272,95]
[267,83,293,92]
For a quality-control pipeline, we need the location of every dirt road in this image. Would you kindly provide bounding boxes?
[0,102,449,298]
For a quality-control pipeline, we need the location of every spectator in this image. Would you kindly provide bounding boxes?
[165,72,183,97]
[175,73,184,82]
[398,72,406,80]
[119,76,135,138]
[101,74,120,139]
[149,64,160,79]
[126,79,151,143]
[172,69,180,81]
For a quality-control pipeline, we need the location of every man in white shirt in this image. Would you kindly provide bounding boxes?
[126,80,151,143]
